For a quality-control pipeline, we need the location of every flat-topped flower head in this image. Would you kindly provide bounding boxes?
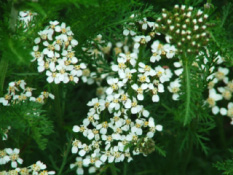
[32,21,83,84]
[0,80,54,106]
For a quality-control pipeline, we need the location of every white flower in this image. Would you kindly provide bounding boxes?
[220,102,233,118]
[131,119,144,135]
[120,68,136,83]
[0,96,10,106]
[30,161,47,173]
[148,84,160,102]
[163,44,176,59]
[155,66,173,83]
[0,149,10,165]
[168,79,181,101]
[215,67,229,82]
[150,41,164,62]
[5,148,23,168]
[207,89,223,114]
[110,112,125,128]
[119,92,131,109]
[132,84,148,101]
[119,52,138,67]
[106,78,123,95]
[55,22,72,35]
[217,87,232,100]
[72,139,83,154]
[18,11,36,28]
[138,62,156,76]
[133,35,151,49]
[112,57,127,77]
[138,73,150,84]
[31,45,43,61]
[78,144,90,157]
[227,80,233,92]
[46,71,61,84]
[123,28,136,36]
[130,97,142,114]
[87,98,105,113]
[70,157,84,175]
[96,121,109,135]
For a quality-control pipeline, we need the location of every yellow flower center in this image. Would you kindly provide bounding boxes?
[48,44,55,51]
[139,75,146,82]
[126,119,131,125]
[207,97,215,107]
[132,101,137,107]
[222,90,232,100]
[227,108,233,117]
[172,87,179,93]
[144,65,151,72]
[107,136,112,142]
[67,52,74,58]
[72,140,80,147]
[121,94,128,101]
[83,69,90,77]
[215,71,225,80]
[4,94,11,100]
[111,84,118,91]
[137,87,143,94]
[118,63,126,69]
[61,28,66,33]
[102,121,108,128]
[34,51,41,58]
[0,151,6,157]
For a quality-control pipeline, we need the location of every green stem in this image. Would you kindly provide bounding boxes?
[123,162,127,175]
[110,163,118,175]
[182,135,193,175]
[215,116,227,149]
[57,141,72,175]
[183,57,191,125]
[52,84,63,127]
[0,1,18,96]
[0,59,8,96]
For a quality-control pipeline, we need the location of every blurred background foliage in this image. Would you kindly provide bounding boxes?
[0,0,233,174]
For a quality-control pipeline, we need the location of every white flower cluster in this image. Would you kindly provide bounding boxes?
[69,13,188,174]
[18,11,37,28]
[71,102,162,174]
[205,55,233,124]
[0,148,23,168]
[70,43,174,174]
[0,80,54,106]
[31,21,87,84]
[1,134,55,174]
[0,160,55,175]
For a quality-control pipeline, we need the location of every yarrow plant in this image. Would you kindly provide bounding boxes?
[1,1,233,175]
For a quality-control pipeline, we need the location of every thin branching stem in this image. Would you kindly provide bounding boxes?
[57,141,72,175]
[183,55,191,125]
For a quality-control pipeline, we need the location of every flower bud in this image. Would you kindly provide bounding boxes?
[174,4,179,9]
[181,5,186,11]
[182,24,187,29]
